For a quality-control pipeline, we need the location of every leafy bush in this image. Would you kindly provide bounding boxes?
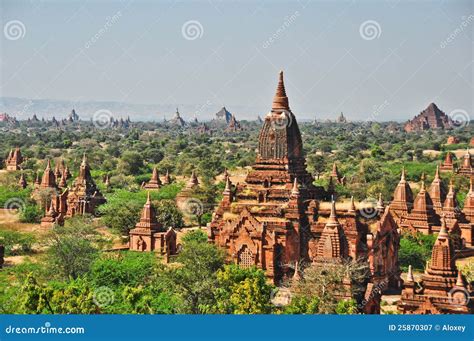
[399,232,436,271]
[19,204,43,223]
[88,251,157,288]
[0,230,36,256]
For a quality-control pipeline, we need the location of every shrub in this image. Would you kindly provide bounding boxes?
[19,204,43,223]
[0,230,36,256]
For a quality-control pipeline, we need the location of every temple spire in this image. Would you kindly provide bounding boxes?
[456,270,465,287]
[348,196,356,213]
[272,70,290,111]
[434,164,440,180]
[291,177,299,196]
[327,199,339,225]
[406,265,414,283]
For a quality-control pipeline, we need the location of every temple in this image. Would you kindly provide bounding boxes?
[5,148,23,171]
[458,149,473,176]
[208,72,401,307]
[143,167,162,190]
[129,192,177,259]
[389,169,474,247]
[66,154,106,217]
[440,152,455,172]
[398,218,473,314]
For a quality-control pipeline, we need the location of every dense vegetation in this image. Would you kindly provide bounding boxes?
[0,119,472,314]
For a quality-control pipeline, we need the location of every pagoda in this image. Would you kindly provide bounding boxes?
[463,177,474,223]
[388,167,413,220]
[398,219,473,314]
[170,108,186,127]
[458,149,473,176]
[163,170,172,185]
[39,160,57,189]
[66,154,106,217]
[143,167,162,190]
[428,165,446,215]
[440,152,455,172]
[330,162,344,185]
[5,148,23,171]
[398,175,438,234]
[129,192,177,258]
[18,173,27,189]
[209,71,327,283]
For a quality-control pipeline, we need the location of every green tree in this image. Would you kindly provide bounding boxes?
[154,199,184,229]
[117,151,144,175]
[163,230,225,313]
[45,216,107,279]
[214,265,274,314]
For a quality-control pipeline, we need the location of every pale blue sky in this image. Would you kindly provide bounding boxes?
[0,0,472,121]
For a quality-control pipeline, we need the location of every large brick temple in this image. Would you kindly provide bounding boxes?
[208,72,401,301]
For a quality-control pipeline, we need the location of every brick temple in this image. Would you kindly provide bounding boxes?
[5,148,23,171]
[33,154,106,227]
[398,218,473,314]
[208,72,402,308]
[389,168,474,247]
[129,192,177,259]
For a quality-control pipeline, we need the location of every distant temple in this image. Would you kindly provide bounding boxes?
[68,109,79,122]
[170,108,186,127]
[227,114,241,131]
[336,112,347,123]
[5,148,23,171]
[404,103,453,132]
[215,106,233,123]
[208,72,401,313]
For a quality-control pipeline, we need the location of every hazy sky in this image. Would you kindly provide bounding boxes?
[0,0,472,121]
